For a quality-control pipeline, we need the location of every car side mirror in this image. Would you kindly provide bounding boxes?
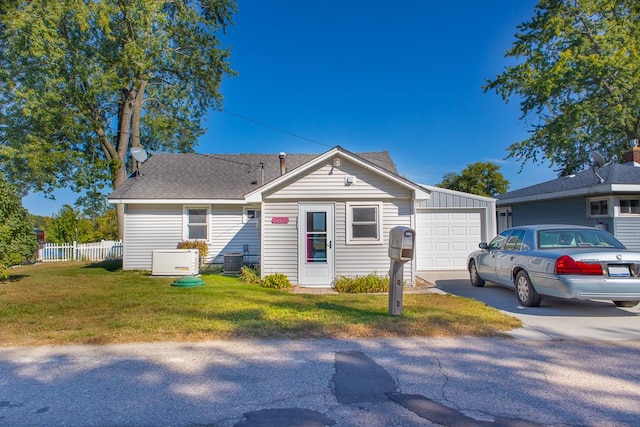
[479,242,488,250]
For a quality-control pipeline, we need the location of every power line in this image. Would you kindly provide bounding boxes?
[221,110,333,148]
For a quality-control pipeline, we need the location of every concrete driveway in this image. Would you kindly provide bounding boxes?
[417,270,640,340]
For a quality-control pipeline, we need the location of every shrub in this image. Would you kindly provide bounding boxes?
[176,240,208,268]
[334,274,389,293]
[239,265,261,284]
[262,273,292,289]
[0,172,37,279]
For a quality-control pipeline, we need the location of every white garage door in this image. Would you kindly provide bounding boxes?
[416,210,482,270]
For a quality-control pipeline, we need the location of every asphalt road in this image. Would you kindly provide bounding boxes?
[1,338,639,426]
[420,270,640,340]
[3,272,640,426]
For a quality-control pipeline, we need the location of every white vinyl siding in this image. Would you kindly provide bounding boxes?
[262,158,414,285]
[262,202,299,283]
[122,204,261,270]
[123,204,183,270]
[268,159,411,200]
[209,205,261,264]
[334,200,413,282]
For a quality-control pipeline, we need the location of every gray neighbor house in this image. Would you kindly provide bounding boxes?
[496,145,640,250]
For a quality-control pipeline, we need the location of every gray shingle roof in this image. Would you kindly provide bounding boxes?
[109,148,398,200]
[497,162,640,201]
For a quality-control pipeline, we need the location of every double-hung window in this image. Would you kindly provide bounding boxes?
[619,199,640,215]
[346,202,383,244]
[588,198,609,217]
[185,207,208,240]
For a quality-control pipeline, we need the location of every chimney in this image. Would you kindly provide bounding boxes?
[279,152,287,175]
[624,139,640,164]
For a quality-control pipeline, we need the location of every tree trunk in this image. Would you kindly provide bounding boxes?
[130,80,147,175]
[113,87,136,240]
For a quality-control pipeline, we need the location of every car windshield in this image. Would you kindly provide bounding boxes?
[537,229,626,249]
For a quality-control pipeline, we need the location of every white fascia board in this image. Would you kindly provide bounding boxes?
[413,188,431,201]
[108,198,247,205]
[610,184,640,193]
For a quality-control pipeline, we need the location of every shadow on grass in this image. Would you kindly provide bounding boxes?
[82,260,123,272]
[1,274,28,283]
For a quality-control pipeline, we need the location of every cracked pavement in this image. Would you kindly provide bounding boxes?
[1,338,639,426]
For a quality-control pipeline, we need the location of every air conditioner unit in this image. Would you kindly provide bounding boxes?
[151,249,199,276]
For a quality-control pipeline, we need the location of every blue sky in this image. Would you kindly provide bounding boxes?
[24,0,557,217]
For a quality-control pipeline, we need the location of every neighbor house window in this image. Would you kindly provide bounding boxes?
[185,207,208,240]
[346,202,383,244]
[589,199,609,217]
[619,199,640,215]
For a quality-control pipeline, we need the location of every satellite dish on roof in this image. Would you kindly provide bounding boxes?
[131,147,148,163]
[590,151,606,168]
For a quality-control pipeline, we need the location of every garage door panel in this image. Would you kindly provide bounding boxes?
[417,210,482,271]
[434,242,450,251]
[434,227,450,236]
[451,242,468,252]
[451,227,468,236]
[450,213,468,221]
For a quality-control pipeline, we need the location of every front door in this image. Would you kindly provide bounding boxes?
[299,204,334,286]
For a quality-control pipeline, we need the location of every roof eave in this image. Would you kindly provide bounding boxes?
[108,198,247,205]
[495,183,640,205]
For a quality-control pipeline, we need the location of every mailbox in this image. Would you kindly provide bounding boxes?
[388,226,415,316]
[388,226,415,262]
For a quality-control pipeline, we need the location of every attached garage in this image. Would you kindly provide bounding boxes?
[415,185,496,271]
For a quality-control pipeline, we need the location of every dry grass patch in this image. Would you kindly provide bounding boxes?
[0,262,521,346]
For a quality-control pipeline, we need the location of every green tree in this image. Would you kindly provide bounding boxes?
[0,0,236,237]
[0,172,37,279]
[74,189,118,240]
[437,162,509,197]
[484,0,640,176]
[46,205,94,244]
[75,188,109,221]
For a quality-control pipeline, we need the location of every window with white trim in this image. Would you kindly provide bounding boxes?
[346,202,383,244]
[588,198,609,217]
[619,198,640,215]
[243,207,261,223]
[185,207,208,240]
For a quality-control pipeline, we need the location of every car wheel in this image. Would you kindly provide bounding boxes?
[469,260,485,287]
[613,300,640,307]
[515,271,542,307]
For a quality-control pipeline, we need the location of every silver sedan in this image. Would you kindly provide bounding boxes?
[467,224,640,307]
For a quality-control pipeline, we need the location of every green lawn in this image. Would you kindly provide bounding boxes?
[0,261,521,346]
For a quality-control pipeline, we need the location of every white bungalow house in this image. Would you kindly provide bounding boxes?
[109,146,496,287]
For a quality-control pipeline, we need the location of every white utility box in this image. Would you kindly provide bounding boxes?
[151,249,199,276]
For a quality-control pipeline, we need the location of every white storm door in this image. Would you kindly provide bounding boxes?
[299,204,334,286]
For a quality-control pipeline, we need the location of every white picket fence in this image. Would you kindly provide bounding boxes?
[38,240,123,262]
